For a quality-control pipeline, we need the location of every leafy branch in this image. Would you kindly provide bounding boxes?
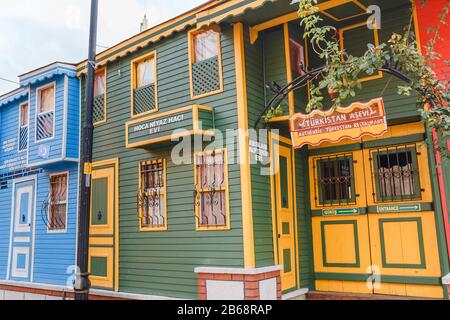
[296,0,450,151]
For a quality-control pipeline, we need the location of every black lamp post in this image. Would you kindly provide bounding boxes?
[74,0,98,301]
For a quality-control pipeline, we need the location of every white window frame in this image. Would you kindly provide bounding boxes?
[17,101,30,153]
[14,185,33,233]
[47,171,69,233]
[35,82,56,143]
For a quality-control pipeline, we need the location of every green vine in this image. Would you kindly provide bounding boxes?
[294,0,450,157]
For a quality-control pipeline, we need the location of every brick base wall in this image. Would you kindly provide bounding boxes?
[0,285,128,300]
[196,266,282,300]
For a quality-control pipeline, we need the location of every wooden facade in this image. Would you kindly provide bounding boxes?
[0,63,80,291]
[77,0,450,300]
[0,0,448,300]
[415,0,450,295]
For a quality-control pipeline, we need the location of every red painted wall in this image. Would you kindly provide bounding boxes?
[415,0,450,262]
[416,0,450,80]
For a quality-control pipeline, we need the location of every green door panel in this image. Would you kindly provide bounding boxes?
[92,178,108,226]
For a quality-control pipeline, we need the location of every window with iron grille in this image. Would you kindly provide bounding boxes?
[138,160,166,230]
[93,69,106,124]
[36,84,55,141]
[190,28,222,98]
[371,145,421,202]
[195,150,228,229]
[132,53,157,117]
[49,173,68,231]
[18,102,29,151]
[314,154,356,206]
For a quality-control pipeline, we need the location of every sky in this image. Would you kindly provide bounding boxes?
[0,0,206,95]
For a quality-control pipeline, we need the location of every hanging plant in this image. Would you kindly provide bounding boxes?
[296,0,450,158]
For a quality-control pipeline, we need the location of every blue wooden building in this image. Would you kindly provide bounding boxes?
[0,62,80,289]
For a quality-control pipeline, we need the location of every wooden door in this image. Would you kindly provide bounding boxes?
[9,178,36,281]
[89,163,117,290]
[273,144,297,291]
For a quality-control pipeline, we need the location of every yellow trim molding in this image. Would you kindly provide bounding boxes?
[193,148,231,231]
[188,26,224,100]
[92,158,120,292]
[130,51,159,118]
[93,66,108,126]
[125,104,215,148]
[249,0,362,44]
[138,159,168,232]
[339,20,383,83]
[76,0,221,73]
[321,0,367,22]
[233,22,255,269]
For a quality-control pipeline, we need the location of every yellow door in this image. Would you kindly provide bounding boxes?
[309,124,444,299]
[363,143,444,299]
[273,144,297,291]
[88,161,118,290]
[310,150,373,294]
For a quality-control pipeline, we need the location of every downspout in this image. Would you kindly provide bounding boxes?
[432,128,450,261]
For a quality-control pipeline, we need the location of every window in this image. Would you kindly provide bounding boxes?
[49,173,68,231]
[18,103,29,151]
[316,154,355,206]
[339,21,382,82]
[372,146,421,202]
[138,159,166,230]
[93,68,106,124]
[36,84,55,141]
[189,27,223,98]
[194,149,229,230]
[193,30,219,63]
[289,39,305,75]
[131,52,158,117]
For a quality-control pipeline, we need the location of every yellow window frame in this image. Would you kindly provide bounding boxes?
[130,51,159,118]
[194,148,230,231]
[309,150,367,211]
[188,25,224,100]
[339,20,383,83]
[93,66,107,126]
[363,142,433,207]
[138,159,167,232]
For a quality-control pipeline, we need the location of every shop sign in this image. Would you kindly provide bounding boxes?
[249,140,269,163]
[376,204,422,213]
[126,105,214,148]
[322,208,360,216]
[289,98,387,149]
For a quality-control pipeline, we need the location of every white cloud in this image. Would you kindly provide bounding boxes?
[0,0,205,94]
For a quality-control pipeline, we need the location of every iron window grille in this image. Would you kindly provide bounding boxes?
[369,144,422,203]
[36,111,54,141]
[36,85,55,141]
[19,103,29,151]
[41,173,68,231]
[137,159,166,229]
[194,150,228,228]
[313,153,357,207]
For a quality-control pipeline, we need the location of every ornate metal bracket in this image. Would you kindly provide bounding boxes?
[254,62,426,129]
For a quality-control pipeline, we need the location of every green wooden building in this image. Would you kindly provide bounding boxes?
[77,0,450,300]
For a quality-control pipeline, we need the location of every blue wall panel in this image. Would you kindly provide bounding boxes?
[0,65,80,286]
